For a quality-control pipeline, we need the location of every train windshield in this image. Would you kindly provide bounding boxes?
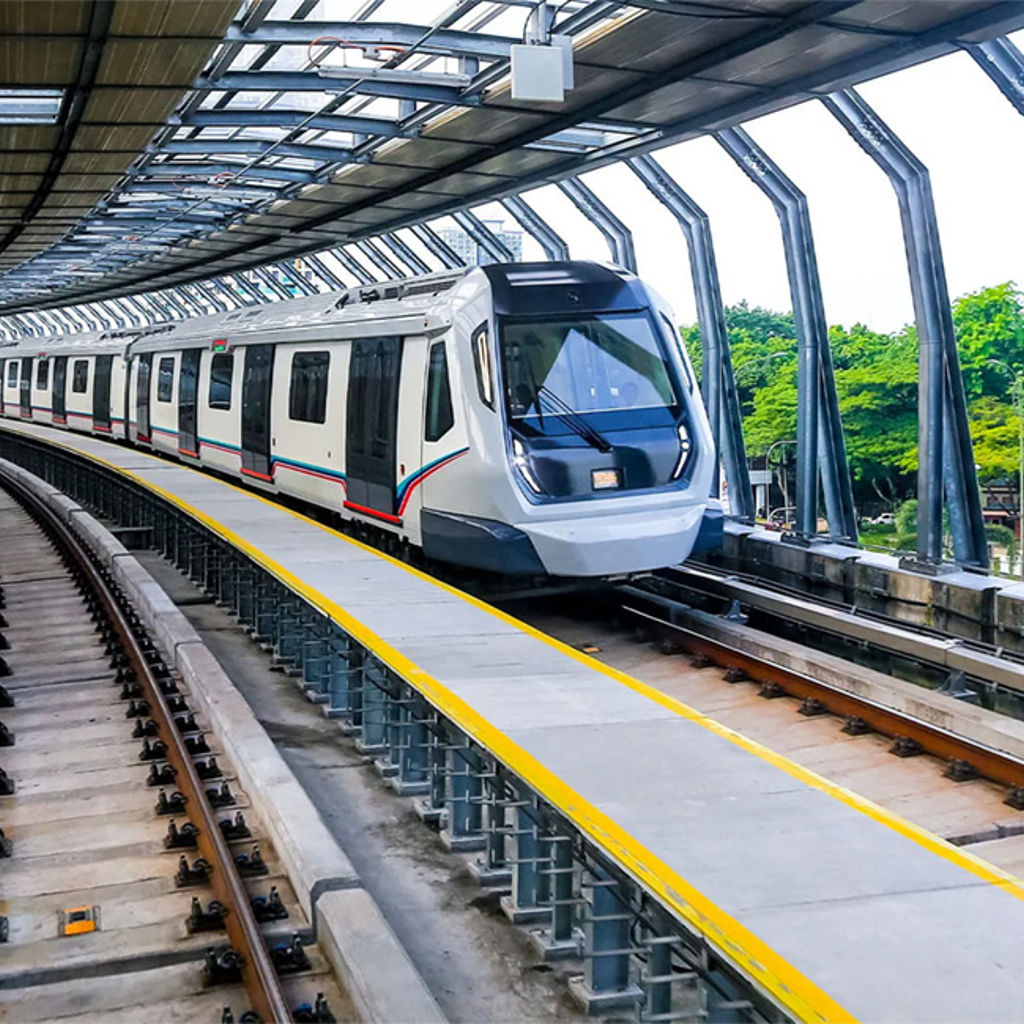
[500,311,678,422]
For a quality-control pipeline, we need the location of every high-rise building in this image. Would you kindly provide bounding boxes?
[438,220,523,266]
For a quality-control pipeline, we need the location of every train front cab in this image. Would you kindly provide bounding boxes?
[422,263,720,578]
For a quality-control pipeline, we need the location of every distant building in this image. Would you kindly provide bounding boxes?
[439,220,523,266]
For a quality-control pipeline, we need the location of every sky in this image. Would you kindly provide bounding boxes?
[469,28,1024,335]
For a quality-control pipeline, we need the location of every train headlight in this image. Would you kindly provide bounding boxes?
[672,424,692,480]
[512,438,543,494]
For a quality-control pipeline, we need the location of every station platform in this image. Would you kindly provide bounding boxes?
[3,417,1024,1023]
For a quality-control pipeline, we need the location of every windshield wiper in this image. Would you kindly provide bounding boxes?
[536,385,613,453]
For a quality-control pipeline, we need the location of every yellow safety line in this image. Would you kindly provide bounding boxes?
[10,422,1024,1019]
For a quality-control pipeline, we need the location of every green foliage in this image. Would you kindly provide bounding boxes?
[679,282,1024,506]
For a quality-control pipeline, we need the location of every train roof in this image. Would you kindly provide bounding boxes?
[130,269,472,353]
[1,330,136,360]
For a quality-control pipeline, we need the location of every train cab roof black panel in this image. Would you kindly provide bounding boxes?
[481,261,646,316]
[2,0,1023,314]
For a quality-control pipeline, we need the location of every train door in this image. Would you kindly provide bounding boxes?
[240,344,274,479]
[93,355,113,432]
[346,337,403,518]
[52,357,67,423]
[19,357,31,417]
[136,354,152,442]
[178,349,200,456]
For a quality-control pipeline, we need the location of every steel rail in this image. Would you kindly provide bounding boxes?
[614,590,1024,795]
[0,467,291,1023]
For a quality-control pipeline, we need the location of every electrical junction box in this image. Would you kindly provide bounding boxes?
[510,42,568,102]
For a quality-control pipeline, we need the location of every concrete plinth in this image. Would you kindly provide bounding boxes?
[568,975,643,1015]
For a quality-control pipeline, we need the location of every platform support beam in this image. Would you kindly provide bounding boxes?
[716,126,857,543]
[824,87,987,569]
[628,153,754,521]
[558,176,637,273]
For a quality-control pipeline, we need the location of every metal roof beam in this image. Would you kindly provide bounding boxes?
[382,232,431,275]
[130,163,318,185]
[224,21,516,59]
[304,254,346,291]
[176,109,408,138]
[356,239,403,279]
[195,71,477,106]
[332,247,377,285]
[160,139,354,165]
[410,223,465,269]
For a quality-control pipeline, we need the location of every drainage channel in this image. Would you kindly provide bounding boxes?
[0,477,343,1022]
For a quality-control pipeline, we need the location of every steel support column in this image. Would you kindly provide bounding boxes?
[501,195,570,261]
[966,36,1024,117]
[558,177,637,273]
[383,233,431,276]
[332,247,377,285]
[824,87,987,569]
[410,223,466,270]
[716,127,857,541]
[356,239,404,279]
[452,210,515,264]
[628,154,754,522]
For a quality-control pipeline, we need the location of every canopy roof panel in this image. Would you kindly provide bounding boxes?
[2,0,1024,313]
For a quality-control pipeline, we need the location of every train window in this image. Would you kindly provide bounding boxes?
[36,359,49,390]
[157,357,174,402]
[6,361,17,388]
[71,360,89,393]
[288,351,329,424]
[208,353,233,410]
[425,341,454,442]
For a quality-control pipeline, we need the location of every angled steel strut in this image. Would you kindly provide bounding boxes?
[628,154,754,523]
[966,36,1024,117]
[824,87,987,570]
[501,196,571,262]
[557,177,638,273]
[716,126,857,542]
[452,210,516,264]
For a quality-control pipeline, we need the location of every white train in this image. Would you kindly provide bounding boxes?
[0,262,721,577]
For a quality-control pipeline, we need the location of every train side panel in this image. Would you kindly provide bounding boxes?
[149,351,180,455]
[196,348,244,477]
[269,342,347,511]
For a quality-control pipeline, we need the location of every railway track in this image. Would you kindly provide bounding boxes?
[0,475,344,1023]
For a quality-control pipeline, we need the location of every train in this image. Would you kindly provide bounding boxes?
[0,261,722,577]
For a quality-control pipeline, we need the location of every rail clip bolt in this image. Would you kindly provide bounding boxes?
[758,681,785,699]
[185,734,210,755]
[207,781,235,807]
[219,812,251,840]
[890,736,923,758]
[842,716,871,736]
[270,932,311,974]
[175,713,198,733]
[944,759,978,782]
[0,767,13,795]
[0,826,12,858]
[234,845,268,877]
[1005,787,1024,810]
[147,762,177,786]
[175,855,212,888]
[131,718,159,739]
[798,698,827,717]
[138,739,168,761]
[723,666,746,684]
[0,721,14,746]
[0,683,12,708]
[251,886,288,923]
[125,699,150,719]
[156,789,188,815]
[196,757,222,780]
[165,820,200,850]
[203,946,244,984]
[186,897,228,934]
